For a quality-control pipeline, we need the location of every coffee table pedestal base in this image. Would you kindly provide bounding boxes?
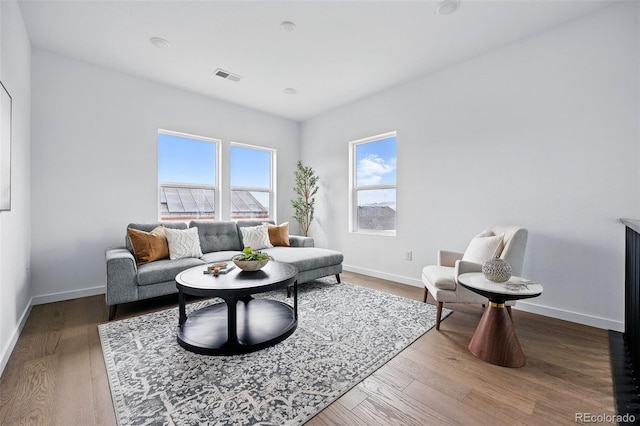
[177,298,297,356]
[468,302,526,368]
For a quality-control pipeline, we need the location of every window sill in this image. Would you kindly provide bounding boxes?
[349,229,396,237]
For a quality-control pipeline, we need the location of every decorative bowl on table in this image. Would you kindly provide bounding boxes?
[232,258,270,271]
[232,247,272,271]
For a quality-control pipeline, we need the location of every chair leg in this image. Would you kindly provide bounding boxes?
[108,304,117,321]
[335,274,341,283]
[287,286,292,298]
[436,302,443,330]
[507,306,513,320]
[422,287,428,303]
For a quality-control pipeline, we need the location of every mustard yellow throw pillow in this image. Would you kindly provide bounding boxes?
[127,225,170,265]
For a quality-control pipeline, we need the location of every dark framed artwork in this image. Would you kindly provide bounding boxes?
[0,81,11,211]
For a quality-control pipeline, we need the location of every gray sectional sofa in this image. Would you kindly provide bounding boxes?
[105,220,343,320]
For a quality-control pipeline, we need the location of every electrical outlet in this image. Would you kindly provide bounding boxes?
[405,251,412,261]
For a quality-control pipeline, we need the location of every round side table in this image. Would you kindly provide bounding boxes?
[458,272,543,368]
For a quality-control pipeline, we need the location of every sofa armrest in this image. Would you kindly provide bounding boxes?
[105,247,139,305]
[288,235,314,248]
[454,259,483,279]
[438,250,464,267]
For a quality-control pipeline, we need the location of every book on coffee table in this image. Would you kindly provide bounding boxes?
[203,262,236,275]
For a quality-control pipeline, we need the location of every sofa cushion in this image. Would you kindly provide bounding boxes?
[262,247,343,272]
[422,265,457,290]
[200,251,243,264]
[125,222,188,254]
[190,221,243,253]
[127,225,169,266]
[165,227,204,259]
[137,257,204,286]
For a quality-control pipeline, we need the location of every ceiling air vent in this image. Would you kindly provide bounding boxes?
[213,68,241,83]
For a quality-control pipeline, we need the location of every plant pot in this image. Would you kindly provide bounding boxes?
[232,258,270,271]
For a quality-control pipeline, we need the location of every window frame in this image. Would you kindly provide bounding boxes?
[348,131,397,236]
[157,129,221,222]
[229,141,277,221]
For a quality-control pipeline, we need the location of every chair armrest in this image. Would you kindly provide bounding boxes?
[438,250,464,267]
[289,235,314,248]
[105,247,139,305]
[454,259,483,279]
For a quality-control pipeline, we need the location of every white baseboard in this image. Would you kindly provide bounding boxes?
[343,264,423,288]
[31,285,105,305]
[0,299,32,376]
[514,300,624,332]
[343,264,623,331]
[1,285,106,377]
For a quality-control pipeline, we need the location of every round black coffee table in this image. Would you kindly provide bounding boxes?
[176,261,298,355]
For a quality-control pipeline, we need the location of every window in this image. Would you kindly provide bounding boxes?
[158,130,220,221]
[349,131,397,234]
[230,143,275,219]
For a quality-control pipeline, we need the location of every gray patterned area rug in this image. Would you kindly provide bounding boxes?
[99,279,449,425]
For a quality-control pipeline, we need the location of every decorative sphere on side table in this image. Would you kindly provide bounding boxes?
[482,257,512,283]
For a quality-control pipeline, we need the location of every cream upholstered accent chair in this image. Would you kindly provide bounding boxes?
[422,226,528,330]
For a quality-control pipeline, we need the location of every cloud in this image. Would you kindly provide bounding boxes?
[357,154,396,186]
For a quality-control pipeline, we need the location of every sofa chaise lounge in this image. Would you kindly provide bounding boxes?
[105,220,344,320]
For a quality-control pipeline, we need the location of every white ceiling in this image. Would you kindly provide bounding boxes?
[18,0,615,122]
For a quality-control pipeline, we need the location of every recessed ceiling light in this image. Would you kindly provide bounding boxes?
[280,21,296,32]
[437,0,460,16]
[150,37,170,49]
[283,88,297,95]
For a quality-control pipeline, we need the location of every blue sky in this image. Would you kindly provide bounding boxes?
[158,133,216,185]
[230,145,270,188]
[158,133,271,188]
[356,135,397,187]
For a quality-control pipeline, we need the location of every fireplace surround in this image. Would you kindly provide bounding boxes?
[615,219,640,421]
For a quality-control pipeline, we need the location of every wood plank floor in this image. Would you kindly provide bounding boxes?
[0,271,615,425]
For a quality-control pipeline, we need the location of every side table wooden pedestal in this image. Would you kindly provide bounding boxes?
[458,273,543,368]
[468,301,526,367]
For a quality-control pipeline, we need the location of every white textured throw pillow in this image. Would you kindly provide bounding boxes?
[164,227,203,260]
[462,232,504,264]
[240,224,273,250]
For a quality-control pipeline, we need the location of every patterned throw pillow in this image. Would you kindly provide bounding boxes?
[164,227,204,260]
[240,224,273,250]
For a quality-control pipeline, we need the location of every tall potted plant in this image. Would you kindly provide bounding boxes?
[291,161,319,237]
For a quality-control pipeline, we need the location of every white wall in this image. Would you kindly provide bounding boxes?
[301,3,639,331]
[30,50,300,302]
[0,0,32,373]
